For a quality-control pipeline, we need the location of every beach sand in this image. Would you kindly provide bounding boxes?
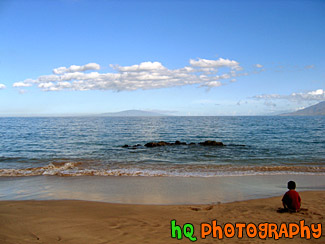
[0,191,324,244]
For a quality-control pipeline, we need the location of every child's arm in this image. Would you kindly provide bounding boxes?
[282,201,287,209]
[282,194,288,209]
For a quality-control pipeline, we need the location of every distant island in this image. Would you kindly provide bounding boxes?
[280,101,325,116]
[101,110,169,117]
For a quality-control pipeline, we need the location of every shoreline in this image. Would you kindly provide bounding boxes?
[1,191,324,243]
[0,189,323,206]
[1,174,325,204]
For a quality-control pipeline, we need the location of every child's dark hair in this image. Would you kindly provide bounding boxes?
[287,181,296,190]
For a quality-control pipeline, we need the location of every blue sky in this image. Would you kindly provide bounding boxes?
[0,0,324,116]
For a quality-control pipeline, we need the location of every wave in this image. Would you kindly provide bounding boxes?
[0,162,325,177]
[0,162,80,177]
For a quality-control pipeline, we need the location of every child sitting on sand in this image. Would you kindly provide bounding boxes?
[281,180,301,212]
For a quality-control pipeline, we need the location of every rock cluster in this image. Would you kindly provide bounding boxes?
[122,140,224,148]
[198,140,224,146]
[144,140,188,147]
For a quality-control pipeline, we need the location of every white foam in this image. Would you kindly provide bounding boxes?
[0,163,324,177]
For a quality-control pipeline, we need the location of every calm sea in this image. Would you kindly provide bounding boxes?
[0,116,324,177]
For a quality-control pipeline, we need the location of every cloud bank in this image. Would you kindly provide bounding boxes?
[53,63,100,75]
[254,89,325,102]
[12,58,254,92]
[0,84,6,89]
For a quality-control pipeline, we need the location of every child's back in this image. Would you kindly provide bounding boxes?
[282,181,301,211]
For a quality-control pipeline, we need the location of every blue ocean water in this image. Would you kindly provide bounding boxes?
[0,116,324,177]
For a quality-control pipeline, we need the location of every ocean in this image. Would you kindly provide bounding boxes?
[0,116,324,177]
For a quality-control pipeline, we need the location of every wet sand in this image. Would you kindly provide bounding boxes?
[1,174,325,204]
[0,191,324,244]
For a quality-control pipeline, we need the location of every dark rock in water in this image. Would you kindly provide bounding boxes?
[175,140,187,145]
[144,141,188,147]
[144,142,155,147]
[145,141,171,147]
[158,141,171,146]
[129,140,224,148]
[199,140,224,146]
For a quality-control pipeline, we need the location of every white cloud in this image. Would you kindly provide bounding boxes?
[255,64,263,68]
[201,81,222,87]
[189,57,240,70]
[0,84,6,89]
[52,63,100,75]
[254,89,325,102]
[38,82,55,89]
[12,57,253,92]
[112,61,165,72]
[13,82,33,87]
[307,89,323,96]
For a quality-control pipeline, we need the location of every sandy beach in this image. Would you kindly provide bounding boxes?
[0,191,324,244]
[1,0,324,243]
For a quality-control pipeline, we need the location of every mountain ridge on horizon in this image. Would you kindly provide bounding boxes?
[102,103,325,117]
[101,109,169,117]
[279,101,325,116]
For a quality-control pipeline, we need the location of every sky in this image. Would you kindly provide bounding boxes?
[0,0,324,116]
